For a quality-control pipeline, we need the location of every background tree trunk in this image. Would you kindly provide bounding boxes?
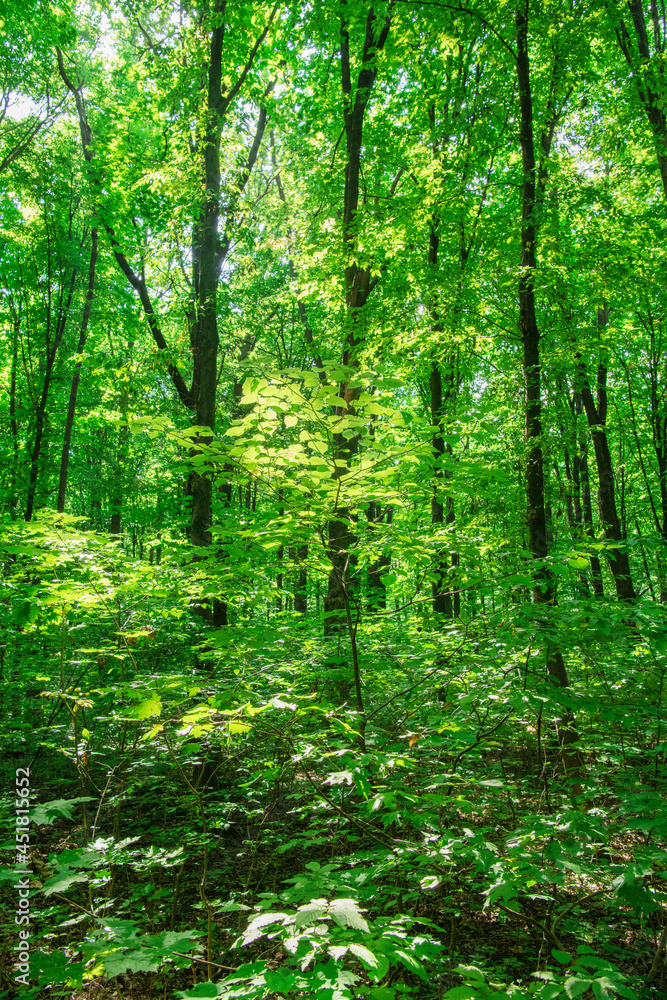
[324,4,392,634]
[516,3,570,691]
[57,226,97,514]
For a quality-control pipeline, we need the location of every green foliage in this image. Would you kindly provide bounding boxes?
[2,1,667,999]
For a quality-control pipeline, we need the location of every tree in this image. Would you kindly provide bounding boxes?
[323,1,393,633]
[514,0,572,687]
[57,1,277,603]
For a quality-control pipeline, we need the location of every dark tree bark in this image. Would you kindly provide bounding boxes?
[614,0,667,199]
[276,546,284,612]
[8,308,20,515]
[57,226,97,513]
[366,502,392,611]
[515,4,570,691]
[576,310,635,601]
[109,380,129,536]
[430,338,459,619]
[57,8,275,615]
[324,3,393,633]
[25,261,77,522]
[642,309,667,600]
[294,545,308,613]
[568,392,605,597]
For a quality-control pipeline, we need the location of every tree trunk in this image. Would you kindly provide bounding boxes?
[366,503,392,611]
[324,4,392,634]
[615,1,667,199]
[276,546,284,612]
[8,312,19,515]
[646,314,667,600]
[569,392,605,597]
[516,5,570,691]
[25,267,77,522]
[110,378,129,536]
[577,314,635,601]
[57,227,98,513]
[293,545,308,613]
[430,346,458,619]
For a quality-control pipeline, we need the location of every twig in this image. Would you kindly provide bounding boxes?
[297,764,393,848]
[172,952,236,971]
[551,888,605,936]
[496,902,564,952]
[445,711,514,793]
[647,920,667,981]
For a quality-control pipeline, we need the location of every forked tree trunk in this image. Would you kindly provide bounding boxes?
[615,0,667,199]
[577,311,635,601]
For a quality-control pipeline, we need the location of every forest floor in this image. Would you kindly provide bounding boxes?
[1,612,666,1000]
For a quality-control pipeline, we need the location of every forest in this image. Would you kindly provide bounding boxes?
[1,0,667,997]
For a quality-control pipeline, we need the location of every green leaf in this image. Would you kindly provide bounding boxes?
[42,871,89,896]
[229,721,252,734]
[329,898,370,932]
[295,899,326,927]
[553,950,573,965]
[33,949,83,987]
[564,976,594,999]
[131,696,162,720]
[348,942,379,969]
[265,968,296,991]
[175,984,222,998]
[31,797,95,826]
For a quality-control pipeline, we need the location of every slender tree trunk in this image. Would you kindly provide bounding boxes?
[57,227,98,513]
[276,547,284,612]
[515,9,585,788]
[560,445,590,595]
[324,4,393,633]
[568,392,605,597]
[110,377,129,536]
[516,5,570,691]
[615,1,667,199]
[366,503,392,611]
[430,347,458,619]
[25,268,77,522]
[577,318,636,601]
[645,316,667,601]
[89,429,103,527]
[8,313,19,515]
[293,544,308,613]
